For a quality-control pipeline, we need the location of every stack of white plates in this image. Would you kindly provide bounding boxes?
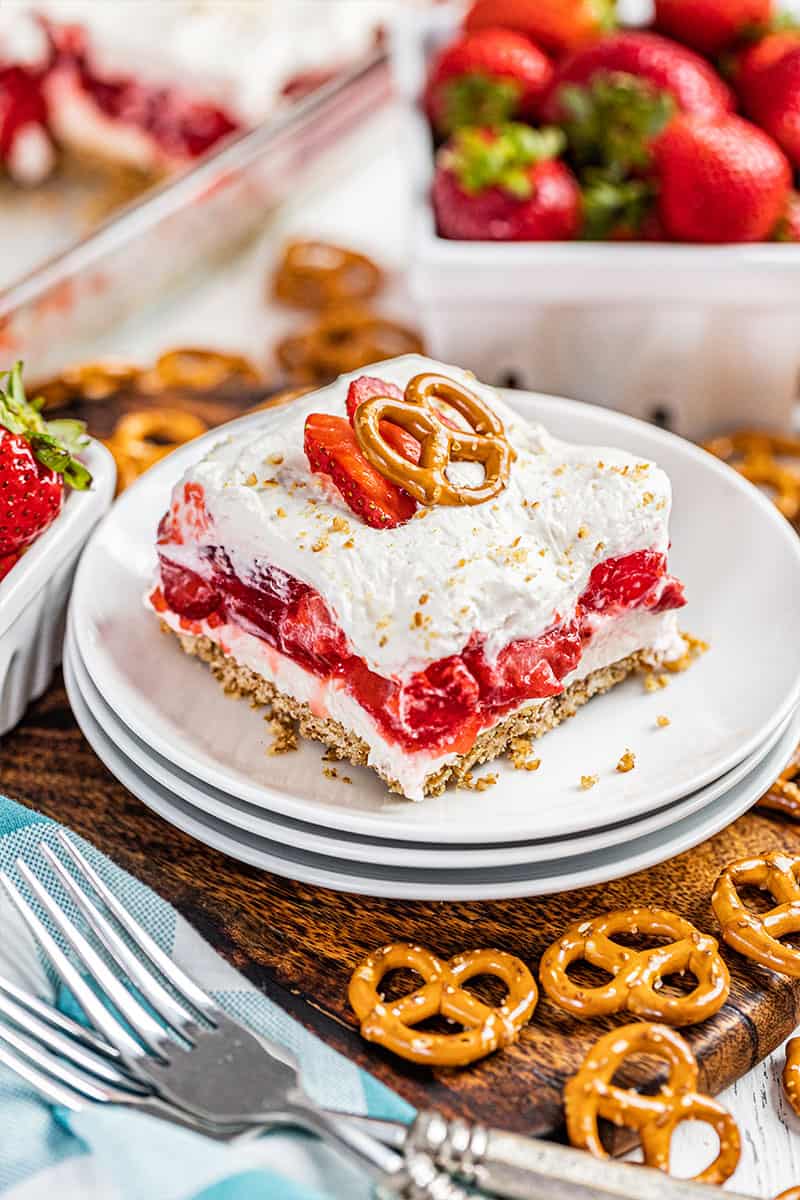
[65,392,800,900]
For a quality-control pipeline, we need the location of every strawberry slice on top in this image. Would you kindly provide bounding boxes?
[304,411,416,529]
[345,375,422,466]
[0,361,92,559]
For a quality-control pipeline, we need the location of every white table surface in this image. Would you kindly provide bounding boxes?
[8,101,800,1198]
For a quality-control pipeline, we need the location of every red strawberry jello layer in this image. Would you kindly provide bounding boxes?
[147,354,687,799]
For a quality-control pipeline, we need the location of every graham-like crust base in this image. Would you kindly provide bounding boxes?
[166,624,656,797]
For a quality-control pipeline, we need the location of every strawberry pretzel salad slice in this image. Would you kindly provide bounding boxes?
[146,355,687,801]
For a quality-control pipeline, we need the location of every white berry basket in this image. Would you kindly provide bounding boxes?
[0,440,115,737]
[392,6,800,440]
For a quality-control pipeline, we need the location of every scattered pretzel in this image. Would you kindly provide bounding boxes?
[565,1022,740,1184]
[139,347,260,393]
[348,942,538,1067]
[104,408,208,492]
[34,360,141,407]
[777,1188,800,1200]
[757,748,800,821]
[276,305,424,383]
[703,429,800,522]
[784,1037,800,1119]
[539,907,730,1026]
[273,240,383,309]
[712,850,800,976]
[354,372,515,507]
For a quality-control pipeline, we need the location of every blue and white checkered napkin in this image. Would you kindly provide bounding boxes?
[0,797,414,1200]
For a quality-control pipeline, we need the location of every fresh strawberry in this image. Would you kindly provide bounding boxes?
[433,123,581,241]
[652,113,791,242]
[0,361,91,557]
[423,28,552,137]
[775,190,800,241]
[304,412,416,528]
[736,33,800,167]
[0,551,18,582]
[541,32,734,123]
[464,0,614,56]
[345,375,421,465]
[654,0,774,56]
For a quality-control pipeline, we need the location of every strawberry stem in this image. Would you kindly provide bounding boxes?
[560,72,675,180]
[0,361,92,490]
[443,122,566,197]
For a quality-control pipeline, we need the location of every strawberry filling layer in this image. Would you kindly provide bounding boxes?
[155,523,685,755]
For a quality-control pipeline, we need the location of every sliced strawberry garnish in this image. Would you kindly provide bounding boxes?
[345,375,421,466]
[304,412,416,529]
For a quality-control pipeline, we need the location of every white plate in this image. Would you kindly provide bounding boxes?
[70,391,800,844]
[66,629,793,869]
[64,648,800,900]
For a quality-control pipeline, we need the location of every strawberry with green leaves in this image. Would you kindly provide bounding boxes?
[423,28,553,138]
[0,361,92,558]
[464,0,615,56]
[433,123,581,241]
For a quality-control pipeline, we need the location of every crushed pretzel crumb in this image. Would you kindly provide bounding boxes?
[656,715,670,728]
[312,535,329,553]
[581,774,598,790]
[330,516,350,533]
[643,672,669,693]
[663,632,709,674]
[267,452,284,465]
[458,772,498,792]
[244,473,258,487]
[343,538,355,549]
[510,737,541,772]
[419,593,429,605]
[276,507,287,519]
[616,749,636,773]
[266,717,297,756]
[323,766,339,781]
[577,525,589,539]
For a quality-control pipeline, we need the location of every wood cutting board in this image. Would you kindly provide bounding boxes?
[4,371,800,1150]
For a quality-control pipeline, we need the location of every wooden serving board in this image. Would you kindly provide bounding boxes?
[3,675,800,1148]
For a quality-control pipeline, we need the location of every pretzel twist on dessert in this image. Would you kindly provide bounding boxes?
[757,750,800,821]
[539,907,730,1025]
[565,1022,741,1185]
[348,942,538,1067]
[712,851,800,975]
[104,408,208,491]
[703,430,800,521]
[276,305,424,383]
[354,372,515,507]
[273,240,383,309]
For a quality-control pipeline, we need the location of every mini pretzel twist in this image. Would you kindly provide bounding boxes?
[757,750,800,821]
[354,372,515,507]
[273,240,382,309]
[539,907,730,1025]
[703,429,800,522]
[276,305,424,383]
[348,942,538,1067]
[712,851,800,976]
[104,408,208,492]
[141,347,260,392]
[565,1022,740,1185]
[783,1037,800,1118]
[776,1188,800,1200]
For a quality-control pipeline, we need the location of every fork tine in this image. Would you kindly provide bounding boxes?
[0,1021,133,1105]
[0,988,148,1091]
[0,1037,86,1112]
[1,868,153,1061]
[40,845,198,1039]
[0,973,117,1057]
[56,833,215,1019]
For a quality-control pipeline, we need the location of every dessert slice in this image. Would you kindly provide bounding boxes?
[147,354,687,800]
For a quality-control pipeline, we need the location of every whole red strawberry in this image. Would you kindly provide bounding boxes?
[652,113,791,242]
[0,361,92,557]
[654,0,773,56]
[736,33,800,167]
[433,123,581,241]
[464,0,614,56]
[541,32,734,123]
[424,28,552,138]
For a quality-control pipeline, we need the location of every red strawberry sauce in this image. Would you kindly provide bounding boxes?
[156,489,685,756]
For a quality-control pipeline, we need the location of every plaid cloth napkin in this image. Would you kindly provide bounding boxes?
[0,797,414,1200]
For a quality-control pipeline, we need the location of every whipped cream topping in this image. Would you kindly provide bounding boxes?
[161,355,676,682]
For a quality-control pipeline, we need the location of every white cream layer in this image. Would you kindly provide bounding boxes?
[152,600,683,801]
[160,355,678,683]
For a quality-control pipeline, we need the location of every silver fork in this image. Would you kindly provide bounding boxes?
[0,834,467,1200]
[0,976,759,1200]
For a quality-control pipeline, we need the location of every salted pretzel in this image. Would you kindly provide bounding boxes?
[348,942,538,1067]
[276,305,424,383]
[140,347,260,393]
[712,851,800,976]
[777,1188,800,1200]
[703,429,800,521]
[354,372,515,507]
[104,408,208,492]
[539,907,730,1025]
[757,749,800,821]
[35,360,141,407]
[783,1037,800,1119]
[273,240,382,309]
[565,1022,741,1185]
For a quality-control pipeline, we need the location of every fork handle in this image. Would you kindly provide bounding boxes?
[284,1099,470,1199]
[406,1111,757,1200]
